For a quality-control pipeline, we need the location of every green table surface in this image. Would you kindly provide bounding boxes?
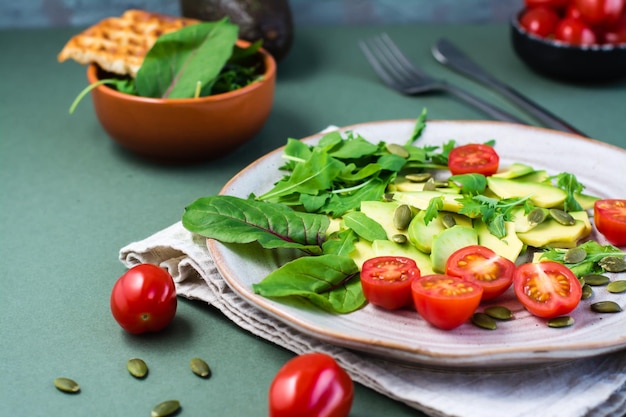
[1,23,625,417]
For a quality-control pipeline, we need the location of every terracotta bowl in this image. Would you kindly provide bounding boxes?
[511,11,626,83]
[87,41,276,162]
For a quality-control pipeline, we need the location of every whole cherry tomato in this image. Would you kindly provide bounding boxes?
[525,0,570,10]
[110,264,177,334]
[269,353,353,417]
[411,274,483,330]
[603,13,626,43]
[520,6,562,37]
[445,245,515,301]
[447,144,500,176]
[513,261,582,318]
[574,0,625,26]
[360,256,421,310]
[555,17,598,44]
[594,199,626,246]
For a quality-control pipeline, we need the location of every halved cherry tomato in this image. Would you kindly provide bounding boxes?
[360,256,421,310]
[411,274,483,330]
[513,261,582,318]
[603,13,626,44]
[448,144,500,176]
[520,6,562,37]
[555,17,598,44]
[594,199,626,246]
[269,353,353,417]
[574,0,625,27]
[445,245,515,301]
[110,264,177,334]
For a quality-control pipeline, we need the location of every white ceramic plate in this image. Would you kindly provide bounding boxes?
[209,120,626,368]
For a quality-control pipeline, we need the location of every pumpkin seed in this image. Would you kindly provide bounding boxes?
[391,234,407,244]
[607,280,626,294]
[393,204,412,230]
[127,358,148,379]
[53,377,80,394]
[581,284,593,300]
[564,247,587,264]
[190,357,211,378]
[599,256,626,272]
[582,274,610,286]
[590,301,623,313]
[383,193,395,202]
[405,173,431,183]
[484,306,513,320]
[547,316,574,328]
[471,312,497,330]
[151,400,180,417]
[386,143,409,158]
[527,208,548,225]
[441,213,456,229]
[422,178,437,191]
[549,208,576,225]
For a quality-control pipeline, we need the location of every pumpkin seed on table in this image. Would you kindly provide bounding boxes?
[190,357,211,378]
[127,358,148,379]
[607,280,626,294]
[581,284,593,300]
[590,301,623,313]
[53,377,80,394]
[547,316,575,328]
[151,400,181,417]
[471,312,497,330]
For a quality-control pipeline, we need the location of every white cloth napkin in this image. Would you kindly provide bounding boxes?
[119,221,626,417]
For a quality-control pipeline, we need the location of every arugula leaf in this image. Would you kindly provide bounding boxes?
[405,107,428,145]
[457,194,532,238]
[252,254,365,314]
[342,211,388,242]
[182,195,329,255]
[540,241,626,277]
[550,172,584,212]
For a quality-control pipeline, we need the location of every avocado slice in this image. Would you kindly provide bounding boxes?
[430,225,478,273]
[487,177,567,208]
[180,0,294,61]
[492,163,535,179]
[516,211,591,249]
[475,218,524,262]
[393,191,464,213]
[408,210,472,254]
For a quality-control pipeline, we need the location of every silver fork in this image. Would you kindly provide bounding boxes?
[359,33,528,125]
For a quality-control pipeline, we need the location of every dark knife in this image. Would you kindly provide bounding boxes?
[432,38,586,137]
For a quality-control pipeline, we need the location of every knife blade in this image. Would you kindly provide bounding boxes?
[432,38,586,137]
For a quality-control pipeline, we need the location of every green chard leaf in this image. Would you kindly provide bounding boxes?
[322,229,358,256]
[136,18,239,98]
[342,211,388,242]
[252,254,365,314]
[449,173,487,194]
[182,195,329,255]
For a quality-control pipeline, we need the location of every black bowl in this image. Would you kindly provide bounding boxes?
[511,11,626,83]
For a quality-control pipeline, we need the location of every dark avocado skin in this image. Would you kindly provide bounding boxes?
[180,0,294,61]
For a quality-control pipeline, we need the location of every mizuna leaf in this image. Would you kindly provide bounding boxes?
[182,195,329,254]
[136,19,238,98]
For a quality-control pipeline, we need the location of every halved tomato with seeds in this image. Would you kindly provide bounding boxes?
[513,261,582,318]
[361,256,421,310]
[446,245,516,301]
[411,274,483,330]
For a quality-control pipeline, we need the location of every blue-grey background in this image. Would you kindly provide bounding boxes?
[2,0,523,28]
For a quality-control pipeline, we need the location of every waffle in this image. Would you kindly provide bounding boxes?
[58,9,199,77]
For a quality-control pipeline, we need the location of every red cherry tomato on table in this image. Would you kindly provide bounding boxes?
[445,245,516,301]
[411,274,483,330]
[555,17,598,44]
[574,0,625,27]
[360,256,421,310]
[110,264,177,334]
[513,261,582,319]
[269,353,353,417]
[520,6,562,37]
[525,0,570,10]
[594,199,626,246]
[448,144,500,176]
[603,13,626,43]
